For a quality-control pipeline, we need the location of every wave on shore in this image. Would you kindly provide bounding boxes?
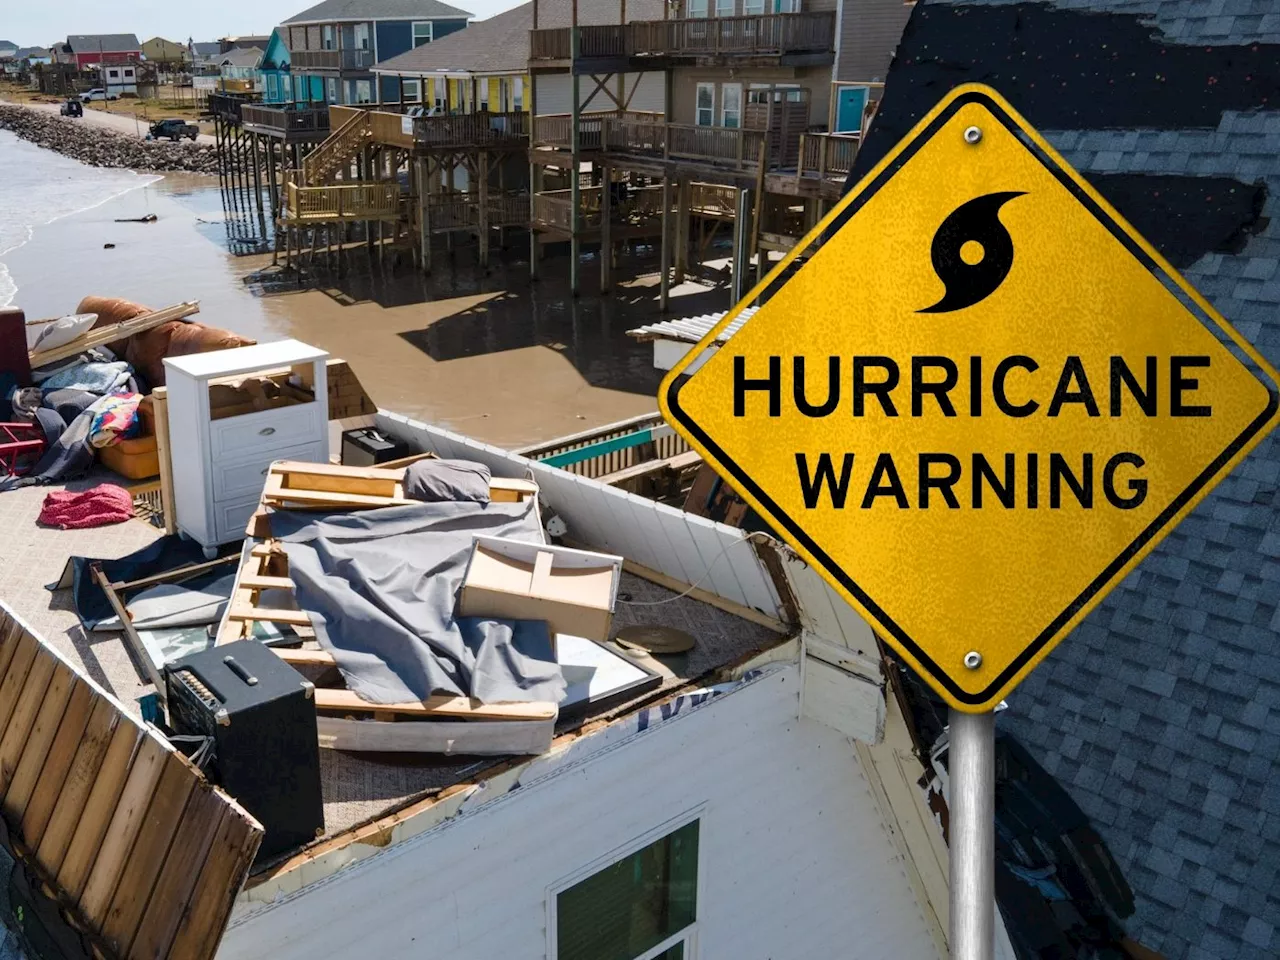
[0,130,161,308]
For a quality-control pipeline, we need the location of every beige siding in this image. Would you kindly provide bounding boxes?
[670,65,830,129]
[535,72,666,115]
[533,0,665,28]
[836,0,912,83]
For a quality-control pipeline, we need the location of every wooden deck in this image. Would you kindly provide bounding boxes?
[285,180,401,222]
[241,103,331,142]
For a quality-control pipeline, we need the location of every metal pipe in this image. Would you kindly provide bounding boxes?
[948,708,996,960]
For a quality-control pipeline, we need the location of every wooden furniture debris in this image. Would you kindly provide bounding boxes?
[0,603,262,960]
[27,301,200,368]
[216,460,556,736]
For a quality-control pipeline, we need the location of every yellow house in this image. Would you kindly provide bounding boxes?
[371,1,530,114]
[140,36,190,66]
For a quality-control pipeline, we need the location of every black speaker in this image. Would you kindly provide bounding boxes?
[342,427,410,467]
[166,641,324,862]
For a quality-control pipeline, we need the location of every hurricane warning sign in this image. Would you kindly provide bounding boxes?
[660,86,1280,712]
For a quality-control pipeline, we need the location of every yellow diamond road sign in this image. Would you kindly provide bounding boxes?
[660,85,1280,713]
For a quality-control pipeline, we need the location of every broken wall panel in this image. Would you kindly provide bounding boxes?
[0,602,262,960]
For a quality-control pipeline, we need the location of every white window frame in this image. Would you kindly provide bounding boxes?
[412,21,433,47]
[547,807,706,960]
[743,0,765,13]
[695,81,715,126]
[720,82,742,128]
[687,0,709,17]
[354,22,370,50]
[322,25,335,50]
[355,78,372,103]
[326,76,337,103]
[401,77,420,102]
[107,68,119,79]
[513,77,524,110]
[715,0,735,16]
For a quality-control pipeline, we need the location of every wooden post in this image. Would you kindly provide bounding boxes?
[750,147,767,287]
[659,174,672,312]
[529,74,539,279]
[674,177,689,283]
[732,186,751,303]
[600,162,612,292]
[569,25,581,295]
[420,157,432,274]
[478,151,490,268]
[150,388,177,535]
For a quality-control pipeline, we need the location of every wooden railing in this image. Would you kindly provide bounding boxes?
[533,111,662,149]
[798,131,859,178]
[287,180,400,220]
[206,92,249,122]
[632,11,834,56]
[532,185,666,231]
[414,110,529,147]
[291,48,374,70]
[606,117,766,168]
[529,28,571,60]
[369,109,416,148]
[488,193,531,226]
[689,181,737,218]
[241,103,331,136]
[529,12,835,60]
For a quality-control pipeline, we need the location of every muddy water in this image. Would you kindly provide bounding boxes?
[4,166,735,448]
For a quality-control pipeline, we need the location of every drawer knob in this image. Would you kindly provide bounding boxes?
[258,426,276,436]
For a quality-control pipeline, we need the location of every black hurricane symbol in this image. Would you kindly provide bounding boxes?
[918,191,1026,313]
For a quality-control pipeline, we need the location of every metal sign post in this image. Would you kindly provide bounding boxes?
[949,709,995,960]
[659,82,1280,957]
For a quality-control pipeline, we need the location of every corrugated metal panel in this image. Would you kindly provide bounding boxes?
[216,667,944,960]
[627,306,758,345]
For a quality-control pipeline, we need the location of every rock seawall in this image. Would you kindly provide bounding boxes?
[0,105,219,173]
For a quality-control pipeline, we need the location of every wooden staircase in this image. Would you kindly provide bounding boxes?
[300,108,375,186]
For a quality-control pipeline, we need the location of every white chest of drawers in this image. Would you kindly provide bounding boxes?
[163,340,330,555]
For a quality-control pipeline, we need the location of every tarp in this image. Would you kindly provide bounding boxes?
[270,499,566,706]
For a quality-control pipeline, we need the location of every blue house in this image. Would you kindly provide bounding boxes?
[259,28,293,103]
[281,0,472,106]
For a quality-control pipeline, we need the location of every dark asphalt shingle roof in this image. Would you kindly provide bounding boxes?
[373,2,530,74]
[218,47,264,67]
[66,34,141,51]
[866,2,1280,959]
[282,0,472,23]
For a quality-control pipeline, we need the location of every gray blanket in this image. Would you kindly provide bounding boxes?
[270,498,565,706]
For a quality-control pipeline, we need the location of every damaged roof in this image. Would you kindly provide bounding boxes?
[862,1,1280,958]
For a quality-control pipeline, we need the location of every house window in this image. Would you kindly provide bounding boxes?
[433,79,445,111]
[322,26,335,50]
[267,73,278,99]
[553,819,700,960]
[744,0,765,13]
[695,82,714,126]
[412,22,433,48]
[513,77,523,110]
[715,0,735,15]
[687,0,709,17]
[326,76,337,102]
[721,82,741,128]
[479,78,489,111]
[108,68,119,79]
[354,23,370,50]
[773,0,800,10]
[401,78,420,102]
[355,79,372,103]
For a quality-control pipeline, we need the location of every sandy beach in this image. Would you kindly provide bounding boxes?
[3,138,735,448]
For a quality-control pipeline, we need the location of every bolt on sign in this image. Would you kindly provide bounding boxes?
[660,85,1280,713]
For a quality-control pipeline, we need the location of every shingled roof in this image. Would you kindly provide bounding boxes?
[373,1,530,75]
[282,0,472,24]
[860,2,1280,958]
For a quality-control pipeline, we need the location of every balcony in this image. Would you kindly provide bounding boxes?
[241,103,332,140]
[291,48,374,71]
[414,110,529,149]
[797,132,858,179]
[532,184,667,235]
[528,11,834,65]
[426,192,530,232]
[535,113,766,171]
[285,180,400,221]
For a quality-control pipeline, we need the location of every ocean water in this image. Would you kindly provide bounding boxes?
[0,130,160,307]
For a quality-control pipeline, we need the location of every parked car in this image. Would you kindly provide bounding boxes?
[147,118,199,142]
[81,88,118,101]
[59,98,83,117]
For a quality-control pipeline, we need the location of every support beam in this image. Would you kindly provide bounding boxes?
[732,187,751,304]
[659,174,672,313]
[600,162,612,292]
[478,151,490,268]
[674,177,689,283]
[569,26,581,296]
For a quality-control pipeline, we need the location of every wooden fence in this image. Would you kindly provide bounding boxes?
[530,11,835,60]
[799,132,859,179]
[0,605,262,960]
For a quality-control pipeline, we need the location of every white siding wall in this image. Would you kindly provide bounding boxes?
[218,667,942,960]
[535,71,665,114]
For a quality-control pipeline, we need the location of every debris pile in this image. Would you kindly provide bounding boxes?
[0,105,219,174]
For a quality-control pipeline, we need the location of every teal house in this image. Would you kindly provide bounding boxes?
[259,28,294,103]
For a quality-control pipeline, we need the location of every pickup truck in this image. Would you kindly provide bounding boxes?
[148,118,200,142]
[81,88,118,102]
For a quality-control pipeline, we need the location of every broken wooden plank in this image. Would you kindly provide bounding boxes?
[22,686,101,854]
[79,734,169,926]
[0,653,59,795]
[0,632,38,739]
[35,702,120,877]
[225,602,312,627]
[166,805,262,960]
[238,573,297,591]
[312,689,557,720]
[272,647,336,667]
[28,301,200,368]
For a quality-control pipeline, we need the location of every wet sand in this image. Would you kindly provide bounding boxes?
[5,172,734,448]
